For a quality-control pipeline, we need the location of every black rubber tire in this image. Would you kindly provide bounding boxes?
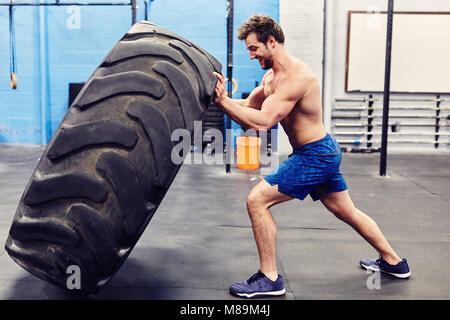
[5,21,221,294]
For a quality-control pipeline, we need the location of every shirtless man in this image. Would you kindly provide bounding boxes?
[213,14,410,298]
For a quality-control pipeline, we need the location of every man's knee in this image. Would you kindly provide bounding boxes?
[246,190,260,211]
[246,187,269,213]
[247,181,291,216]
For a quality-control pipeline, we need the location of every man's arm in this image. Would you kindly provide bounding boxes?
[213,72,304,131]
[234,85,265,110]
[225,71,268,110]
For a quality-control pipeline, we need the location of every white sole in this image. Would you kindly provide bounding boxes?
[361,264,411,278]
[234,288,286,298]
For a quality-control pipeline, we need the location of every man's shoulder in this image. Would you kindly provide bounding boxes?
[262,70,274,82]
[275,66,316,102]
[292,62,320,92]
[291,59,316,81]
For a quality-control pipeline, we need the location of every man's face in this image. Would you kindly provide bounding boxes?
[245,32,273,70]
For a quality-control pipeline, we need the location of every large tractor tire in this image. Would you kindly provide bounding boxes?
[5,21,221,294]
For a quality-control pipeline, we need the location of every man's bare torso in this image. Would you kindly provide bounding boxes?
[261,58,326,149]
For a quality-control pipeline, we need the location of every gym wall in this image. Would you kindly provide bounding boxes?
[0,0,278,145]
[329,0,450,152]
[280,0,450,153]
[1,3,133,144]
[3,1,448,153]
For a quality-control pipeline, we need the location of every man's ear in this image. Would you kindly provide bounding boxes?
[267,36,276,48]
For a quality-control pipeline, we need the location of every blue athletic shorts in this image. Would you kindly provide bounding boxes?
[264,133,348,201]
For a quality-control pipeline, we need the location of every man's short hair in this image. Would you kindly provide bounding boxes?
[237,14,285,44]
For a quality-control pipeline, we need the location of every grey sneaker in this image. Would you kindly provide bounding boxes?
[229,271,286,298]
[360,257,411,278]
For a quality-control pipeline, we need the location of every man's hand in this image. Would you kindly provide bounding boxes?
[213,72,226,105]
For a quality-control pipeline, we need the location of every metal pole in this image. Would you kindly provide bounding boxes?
[131,0,136,25]
[39,0,49,144]
[225,0,233,173]
[379,0,394,176]
[144,0,148,21]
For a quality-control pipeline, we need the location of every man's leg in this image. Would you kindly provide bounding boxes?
[246,180,293,280]
[320,190,402,265]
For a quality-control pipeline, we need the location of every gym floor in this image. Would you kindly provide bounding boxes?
[0,144,449,300]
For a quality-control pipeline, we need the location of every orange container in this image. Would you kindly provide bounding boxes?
[236,136,261,170]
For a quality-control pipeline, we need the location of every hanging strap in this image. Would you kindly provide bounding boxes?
[9,0,17,89]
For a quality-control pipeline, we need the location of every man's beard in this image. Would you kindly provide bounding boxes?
[261,58,273,70]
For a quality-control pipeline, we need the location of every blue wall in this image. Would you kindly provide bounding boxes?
[0,0,278,144]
